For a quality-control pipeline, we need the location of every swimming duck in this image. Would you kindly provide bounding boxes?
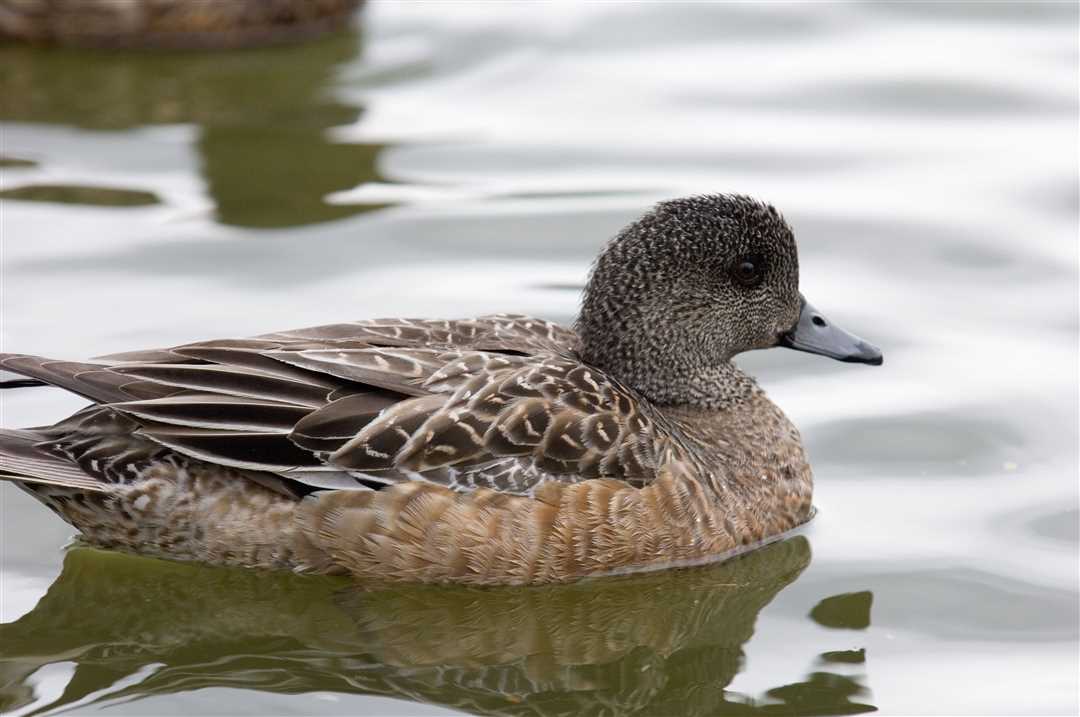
[0,195,881,585]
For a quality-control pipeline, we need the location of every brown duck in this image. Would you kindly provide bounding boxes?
[0,195,882,585]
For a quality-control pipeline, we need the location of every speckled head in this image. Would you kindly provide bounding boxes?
[576,194,881,408]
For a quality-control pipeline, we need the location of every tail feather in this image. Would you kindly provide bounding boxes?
[0,353,175,403]
[0,378,47,389]
[0,428,106,492]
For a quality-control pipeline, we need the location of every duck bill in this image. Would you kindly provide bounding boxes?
[779,295,883,365]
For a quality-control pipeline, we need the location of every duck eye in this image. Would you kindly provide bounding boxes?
[732,255,764,287]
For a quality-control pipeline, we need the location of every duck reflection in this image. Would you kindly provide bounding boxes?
[0,537,875,715]
[0,29,391,226]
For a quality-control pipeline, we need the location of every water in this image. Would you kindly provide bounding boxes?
[0,2,1076,714]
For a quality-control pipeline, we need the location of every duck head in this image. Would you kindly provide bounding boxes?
[576,194,882,408]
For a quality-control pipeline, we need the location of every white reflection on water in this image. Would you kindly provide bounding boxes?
[1,1,1077,715]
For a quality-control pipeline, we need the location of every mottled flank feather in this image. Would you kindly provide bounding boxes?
[0,195,853,584]
[293,468,807,585]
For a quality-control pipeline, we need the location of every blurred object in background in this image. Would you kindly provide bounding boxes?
[0,0,363,49]
[0,26,384,226]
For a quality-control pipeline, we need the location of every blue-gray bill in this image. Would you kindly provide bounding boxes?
[779,295,883,366]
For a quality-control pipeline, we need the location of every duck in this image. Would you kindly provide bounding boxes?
[0,194,882,585]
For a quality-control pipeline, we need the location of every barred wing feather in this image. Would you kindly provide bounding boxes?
[2,315,671,496]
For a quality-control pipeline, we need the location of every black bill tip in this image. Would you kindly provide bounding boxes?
[780,296,883,366]
[841,339,884,366]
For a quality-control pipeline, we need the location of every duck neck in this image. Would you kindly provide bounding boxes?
[643,361,762,411]
[575,300,758,410]
[577,340,761,411]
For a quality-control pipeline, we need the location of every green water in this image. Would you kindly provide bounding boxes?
[1,2,1077,715]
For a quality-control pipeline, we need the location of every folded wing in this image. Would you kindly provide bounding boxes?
[1,315,668,495]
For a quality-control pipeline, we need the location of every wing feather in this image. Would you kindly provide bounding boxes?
[328,394,448,471]
[5,315,666,497]
[266,348,450,397]
[112,395,311,433]
[112,364,331,407]
[319,355,665,492]
[138,427,325,472]
[288,392,402,455]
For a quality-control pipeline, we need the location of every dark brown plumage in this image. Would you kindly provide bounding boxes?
[0,195,882,584]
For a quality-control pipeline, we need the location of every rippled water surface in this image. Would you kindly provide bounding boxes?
[1,2,1077,715]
